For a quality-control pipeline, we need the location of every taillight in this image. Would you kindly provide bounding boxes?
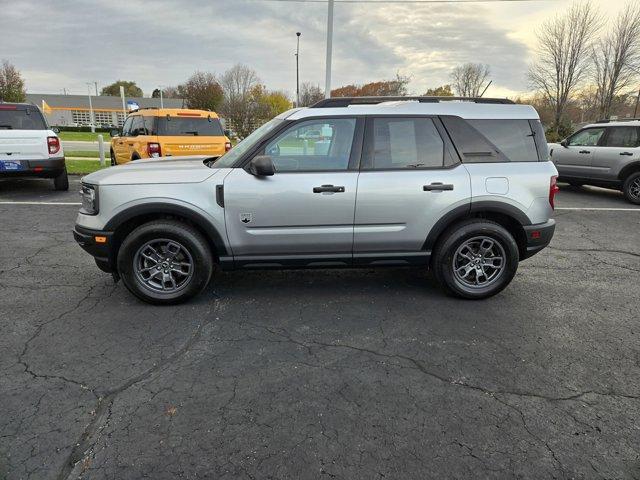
[47,136,60,155]
[225,141,232,152]
[549,175,560,209]
[147,142,161,158]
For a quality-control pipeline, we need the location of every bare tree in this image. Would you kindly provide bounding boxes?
[299,82,324,107]
[592,2,640,118]
[0,60,26,102]
[450,63,490,97]
[528,2,601,133]
[219,64,261,138]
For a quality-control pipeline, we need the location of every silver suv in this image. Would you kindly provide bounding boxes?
[549,120,640,204]
[74,96,558,305]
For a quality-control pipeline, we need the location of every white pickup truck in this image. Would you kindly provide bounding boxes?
[0,102,67,190]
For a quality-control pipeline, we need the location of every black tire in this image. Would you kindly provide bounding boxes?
[117,220,214,305]
[131,153,141,161]
[53,167,69,191]
[622,171,640,205]
[110,149,117,166]
[432,219,520,299]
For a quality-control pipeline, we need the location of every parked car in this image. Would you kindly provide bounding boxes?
[109,108,232,165]
[549,119,640,204]
[74,96,558,305]
[0,102,68,190]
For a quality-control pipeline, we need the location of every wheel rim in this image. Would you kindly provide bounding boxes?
[629,177,640,200]
[133,239,194,294]
[452,236,506,289]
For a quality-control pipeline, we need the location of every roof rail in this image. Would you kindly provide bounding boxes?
[594,117,640,123]
[310,96,515,108]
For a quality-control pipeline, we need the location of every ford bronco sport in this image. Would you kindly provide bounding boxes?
[74,96,557,305]
[0,102,68,190]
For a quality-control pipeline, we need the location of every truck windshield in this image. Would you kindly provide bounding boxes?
[0,108,47,130]
[213,118,285,168]
[157,116,224,136]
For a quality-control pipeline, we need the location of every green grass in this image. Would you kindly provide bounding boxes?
[58,131,112,142]
[66,159,108,175]
[65,150,100,158]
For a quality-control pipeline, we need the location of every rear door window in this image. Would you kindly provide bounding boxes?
[362,117,445,169]
[604,127,640,147]
[0,107,47,130]
[467,119,539,162]
[157,116,224,136]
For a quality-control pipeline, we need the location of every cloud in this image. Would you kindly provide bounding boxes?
[0,0,534,97]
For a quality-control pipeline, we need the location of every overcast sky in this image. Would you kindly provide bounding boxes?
[0,0,630,99]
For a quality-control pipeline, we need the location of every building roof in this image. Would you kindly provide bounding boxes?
[285,99,540,121]
[25,93,185,110]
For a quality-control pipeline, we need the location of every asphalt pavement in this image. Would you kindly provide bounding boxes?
[0,177,639,479]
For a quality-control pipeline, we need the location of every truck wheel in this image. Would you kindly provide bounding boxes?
[117,220,213,305]
[623,172,640,205]
[110,149,117,166]
[432,220,519,299]
[53,168,69,191]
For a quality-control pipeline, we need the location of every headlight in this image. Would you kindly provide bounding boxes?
[79,183,99,215]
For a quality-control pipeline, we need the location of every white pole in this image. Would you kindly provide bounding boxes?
[98,134,105,167]
[87,84,95,133]
[119,85,126,126]
[160,89,164,109]
[324,0,334,99]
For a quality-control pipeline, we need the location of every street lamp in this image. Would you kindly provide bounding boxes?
[86,82,95,133]
[295,32,301,107]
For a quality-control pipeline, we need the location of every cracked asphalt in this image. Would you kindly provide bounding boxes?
[1,177,639,479]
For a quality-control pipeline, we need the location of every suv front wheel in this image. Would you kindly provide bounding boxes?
[117,220,214,305]
[432,220,519,299]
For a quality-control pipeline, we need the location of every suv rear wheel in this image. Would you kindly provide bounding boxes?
[622,171,640,205]
[432,220,519,299]
[117,220,214,305]
[53,168,69,191]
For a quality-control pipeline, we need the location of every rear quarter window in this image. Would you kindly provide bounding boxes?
[467,119,540,162]
[0,107,47,130]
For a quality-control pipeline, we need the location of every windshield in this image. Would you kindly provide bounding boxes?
[0,108,47,130]
[213,118,285,168]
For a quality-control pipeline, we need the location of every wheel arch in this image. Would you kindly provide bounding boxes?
[424,201,530,260]
[619,161,640,182]
[104,203,228,270]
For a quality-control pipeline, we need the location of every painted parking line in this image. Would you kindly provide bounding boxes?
[0,201,81,205]
[556,207,640,211]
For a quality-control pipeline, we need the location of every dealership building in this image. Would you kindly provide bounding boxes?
[25,94,185,128]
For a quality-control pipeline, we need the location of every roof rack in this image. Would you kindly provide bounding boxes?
[310,96,515,108]
[594,118,640,123]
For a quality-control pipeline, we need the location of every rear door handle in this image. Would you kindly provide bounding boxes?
[313,184,345,193]
[423,182,454,191]
[620,152,634,156]
[579,150,590,154]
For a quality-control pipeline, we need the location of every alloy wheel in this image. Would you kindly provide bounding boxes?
[452,236,506,289]
[133,239,194,293]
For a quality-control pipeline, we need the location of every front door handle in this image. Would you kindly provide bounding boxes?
[620,152,634,156]
[579,150,591,154]
[313,184,345,193]
[423,182,454,192]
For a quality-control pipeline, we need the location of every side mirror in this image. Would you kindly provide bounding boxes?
[52,127,60,134]
[110,128,120,137]
[560,139,568,148]
[249,155,275,176]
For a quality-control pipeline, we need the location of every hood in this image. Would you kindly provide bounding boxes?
[83,156,221,186]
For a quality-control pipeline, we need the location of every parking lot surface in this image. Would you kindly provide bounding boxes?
[1,177,639,479]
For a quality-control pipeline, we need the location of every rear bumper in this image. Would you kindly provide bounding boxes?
[73,225,114,271]
[522,219,555,260]
[0,157,65,178]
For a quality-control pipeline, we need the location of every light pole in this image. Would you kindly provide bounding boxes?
[324,0,334,99]
[86,82,95,133]
[295,32,301,107]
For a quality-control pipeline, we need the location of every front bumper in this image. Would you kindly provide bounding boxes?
[522,219,556,259]
[73,225,114,271]
[0,157,65,178]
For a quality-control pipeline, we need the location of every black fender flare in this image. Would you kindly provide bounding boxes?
[423,201,531,251]
[104,202,228,256]
[619,161,640,181]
